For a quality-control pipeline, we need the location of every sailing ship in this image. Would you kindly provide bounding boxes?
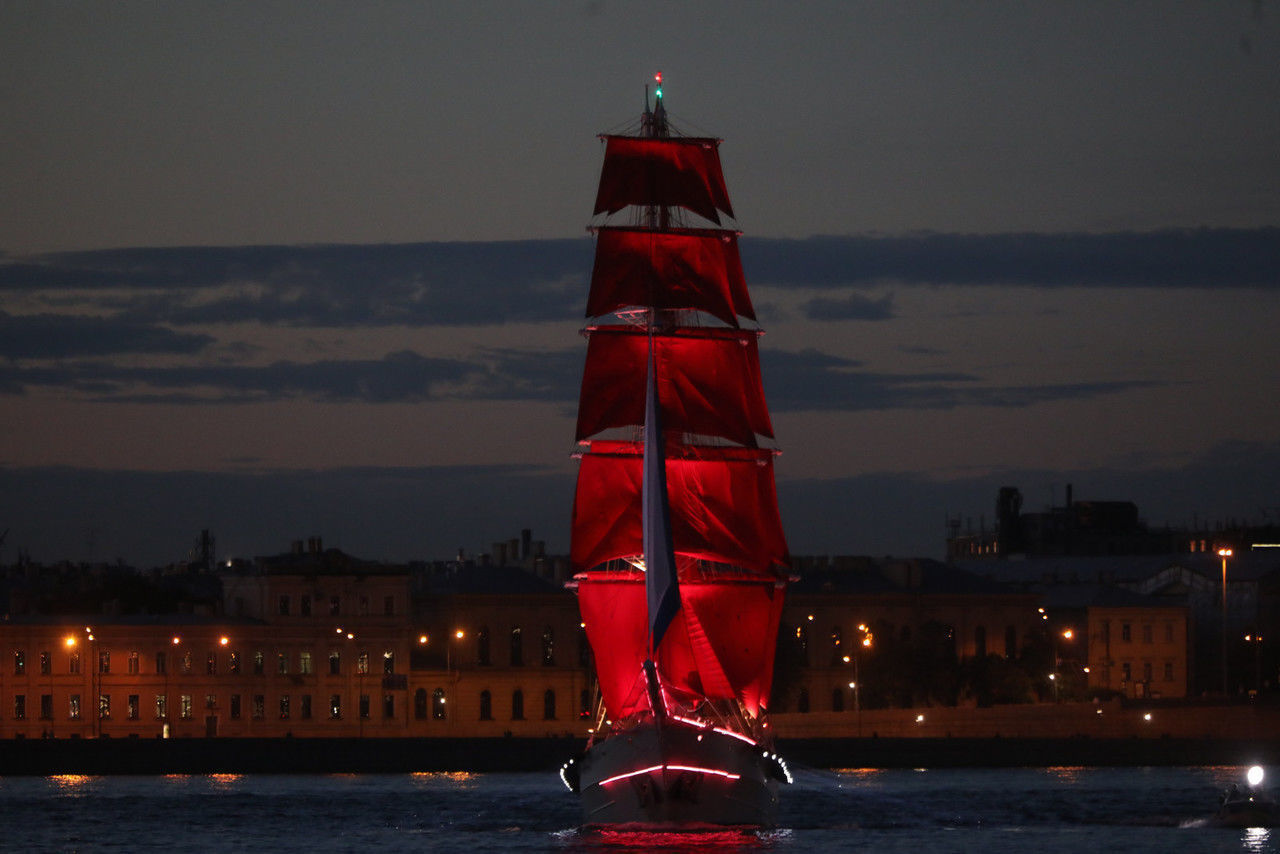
[560,75,793,828]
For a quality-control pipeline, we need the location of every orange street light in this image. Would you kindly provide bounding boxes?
[1219,547,1233,694]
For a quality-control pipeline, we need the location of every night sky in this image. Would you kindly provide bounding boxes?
[2,2,1278,567]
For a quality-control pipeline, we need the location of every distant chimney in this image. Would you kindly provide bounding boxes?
[291,540,304,555]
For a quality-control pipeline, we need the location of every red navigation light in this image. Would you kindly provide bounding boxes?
[655,72,662,83]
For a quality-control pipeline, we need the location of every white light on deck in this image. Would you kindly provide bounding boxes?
[1248,765,1265,787]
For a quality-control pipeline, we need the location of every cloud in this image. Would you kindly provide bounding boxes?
[3,228,1275,333]
[0,311,213,360]
[800,291,895,321]
[743,228,1280,289]
[760,349,1162,412]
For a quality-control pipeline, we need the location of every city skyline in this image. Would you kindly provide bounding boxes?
[2,2,1278,566]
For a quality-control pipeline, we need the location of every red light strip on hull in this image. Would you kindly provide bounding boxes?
[597,763,742,786]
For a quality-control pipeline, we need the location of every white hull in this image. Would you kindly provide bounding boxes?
[569,720,786,828]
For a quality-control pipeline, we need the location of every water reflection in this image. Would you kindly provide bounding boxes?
[1044,766,1085,783]
[207,773,242,790]
[1242,826,1272,852]
[560,827,789,852]
[47,774,94,795]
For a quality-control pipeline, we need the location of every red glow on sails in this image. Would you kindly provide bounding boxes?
[577,574,786,719]
[570,442,789,576]
[593,136,735,224]
[586,227,755,325]
[574,327,774,447]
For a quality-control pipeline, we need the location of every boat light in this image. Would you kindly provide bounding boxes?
[916,714,925,723]
[1143,713,1152,722]
[1248,766,1265,787]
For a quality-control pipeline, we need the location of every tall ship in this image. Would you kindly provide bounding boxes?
[560,76,793,828]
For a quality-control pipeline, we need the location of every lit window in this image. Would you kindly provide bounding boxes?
[299,652,313,675]
[253,651,264,675]
[98,650,110,675]
[180,695,193,720]
[155,695,167,720]
[357,652,369,675]
[13,695,26,720]
[40,651,51,676]
[330,694,342,719]
[431,688,446,720]
[14,650,25,675]
[127,652,139,675]
[252,695,264,720]
[277,653,289,675]
[99,694,110,719]
[280,695,290,720]
[382,651,394,675]
[69,652,81,675]
[127,695,139,720]
[69,694,82,720]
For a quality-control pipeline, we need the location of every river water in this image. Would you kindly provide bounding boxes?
[0,766,1273,852]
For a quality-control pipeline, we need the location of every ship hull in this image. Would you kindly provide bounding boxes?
[575,721,781,828]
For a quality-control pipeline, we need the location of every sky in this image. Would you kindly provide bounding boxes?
[1,1,1278,567]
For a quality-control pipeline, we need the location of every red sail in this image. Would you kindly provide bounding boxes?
[570,442,789,575]
[587,227,755,325]
[593,136,735,224]
[575,327,774,447]
[577,574,786,719]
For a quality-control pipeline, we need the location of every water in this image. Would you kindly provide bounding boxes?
[0,766,1274,853]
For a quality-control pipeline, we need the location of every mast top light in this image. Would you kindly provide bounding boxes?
[655,71,662,99]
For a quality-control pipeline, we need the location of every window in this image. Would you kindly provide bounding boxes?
[181,651,192,674]
[479,690,492,721]
[359,595,369,616]
[127,695,139,720]
[329,695,342,719]
[127,651,139,675]
[253,651,264,675]
[829,627,843,665]
[384,595,395,616]
[205,694,216,710]
[155,695,167,720]
[40,651,51,676]
[99,650,110,674]
[359,694,370,719]
[543,689,556,720]
[280,695,290,720]
[1164,662,1174,681]
[383,694,394,719]
[541,627,555,666]
[329,651,341,676]
[329,596,340,616]
[300,595,312,617]
[277,653,289,675]
[69,652,81,675]
[357,652,369,675]
[414,689,428,720]
[301,695,312,720]
[832,687,844,712]
[477,627,491,666]
[510,627,523,667]
[431,688,446,720]
[1122,662,1132,682]
[14,650,24,675]
[252,695,264,720]
[1142,625,1153,644]
[511,689,525,720]
[1143,662,1153,682]
[278,595,290,616]
[155,651,167,675]
[230,651,240,674]
[40,694,53,720]
[180,695,193,720]
[579,689,590,719]
[383,651,395,675]
[13,695,26,720]
[99,693,110,719]
[1121,623,1131,642]
[207,652,217,675]
[230,695,242,720]
[795,626,809,665]
[69,694,82,720]
[299,652,313,675]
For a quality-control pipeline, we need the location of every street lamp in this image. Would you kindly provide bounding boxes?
[1219,548,1233,695]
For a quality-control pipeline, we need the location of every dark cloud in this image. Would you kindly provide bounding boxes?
[744,228,1280,289]
[800,292,895,321]
[5,241,593,327]
[0,311,213,360]
[760,349,1162,412]
[3,228,1275,333]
